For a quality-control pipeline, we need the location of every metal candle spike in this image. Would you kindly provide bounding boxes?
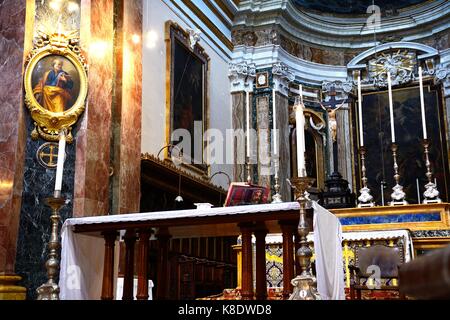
[288,176,320,300]
[246,156,252,185]
[36,196,66,300]
[389,143,408,206]
[357,146,375,207]
[422,139,442,204]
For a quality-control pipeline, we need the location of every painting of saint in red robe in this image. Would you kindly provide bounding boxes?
[32,56,79,113]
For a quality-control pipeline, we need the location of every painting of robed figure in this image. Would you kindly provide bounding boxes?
[167,21,209,173]
[31,55,80,113]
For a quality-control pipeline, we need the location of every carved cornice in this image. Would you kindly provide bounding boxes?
[229,61,256,92]
[141,153,226,194]
[233,0,450,50]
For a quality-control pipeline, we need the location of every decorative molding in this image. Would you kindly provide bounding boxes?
[233,0,450,50]
[411,230,450,238]
[347,42,438,67]
[322,80,353,94]
[272,62,294,96]
[141,153,226,193]
[187,28,201,50]
[367,50,416,87]
[229,61,256,92]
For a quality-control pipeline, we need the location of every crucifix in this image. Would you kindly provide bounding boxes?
[320,85,350,173]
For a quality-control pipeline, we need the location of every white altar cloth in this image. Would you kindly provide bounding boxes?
[59,201,342,300]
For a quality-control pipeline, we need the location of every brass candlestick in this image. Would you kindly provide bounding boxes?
[272,157,282,203]
[357,147,375,207]
[389,143,408,206]
[246,156,252,184]
[289,176,320,300]
[422,139,442,204]
[36,195,66,300]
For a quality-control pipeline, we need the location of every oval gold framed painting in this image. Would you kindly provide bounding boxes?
[24,32,88,142]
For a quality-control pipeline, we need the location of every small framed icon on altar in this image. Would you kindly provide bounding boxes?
[224,182,270,207]
[255,71,269,89]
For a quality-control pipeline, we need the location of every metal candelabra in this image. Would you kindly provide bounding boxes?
[36,195,65,300]
[389,143,408,206]
[272,156,282,203]
[246,156,252,185]
[357,146,375,207]
[289,176,320,300]
[422,139,441,204]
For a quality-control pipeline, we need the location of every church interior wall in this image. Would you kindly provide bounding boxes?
[141,0,233,189]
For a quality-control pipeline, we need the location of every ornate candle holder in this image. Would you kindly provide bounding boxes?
[36,194,66,300]
[422,139,442,204]
[288,176,320,300]
[272,157,283,203]
[389,143,408,206]
[357,147,375,208]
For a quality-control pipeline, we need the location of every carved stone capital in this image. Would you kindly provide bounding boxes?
[272,62,294,96]
[229,62,256,93]
[322,80,353,95]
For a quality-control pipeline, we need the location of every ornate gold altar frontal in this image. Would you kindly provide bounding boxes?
[24,31,88,143]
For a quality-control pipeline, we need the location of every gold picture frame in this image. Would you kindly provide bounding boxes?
[24,31,88,143]
[165,21,210,176]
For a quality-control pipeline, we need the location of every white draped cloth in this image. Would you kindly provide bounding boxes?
[312,201,346,300]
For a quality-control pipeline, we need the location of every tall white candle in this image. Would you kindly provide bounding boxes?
[54,130,67,193]
[358,74,364,147]
[296,95,306,177]
[246,91,250,158]
[418,66,428,140]
[387,71,396,143]
[272,89,278,155]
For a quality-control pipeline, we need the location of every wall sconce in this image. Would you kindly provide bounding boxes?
[209,171,231,206]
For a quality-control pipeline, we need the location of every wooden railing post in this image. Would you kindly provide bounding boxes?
[156,227,171,300]
[280,221,296,299]
[101,232,118,300]
[238,222,254,300]
[254,224,268,300]
[136,229,151,300]
[122,230,137,300]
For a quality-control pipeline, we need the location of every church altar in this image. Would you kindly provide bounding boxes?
[59,201,343,300]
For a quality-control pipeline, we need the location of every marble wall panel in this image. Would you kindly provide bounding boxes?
[256,96,271,190]
[74,0,114,217]
[276,94,291,200]
[111,0,142,214]
[0,0,28,274]
[231,92,246,182]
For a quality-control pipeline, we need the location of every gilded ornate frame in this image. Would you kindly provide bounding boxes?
[165,21,210,176]
[24,31,88,143]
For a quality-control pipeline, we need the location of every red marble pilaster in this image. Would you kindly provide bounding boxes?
[74,0,114,217]
[110,0,142,214]
[0,0,31,274]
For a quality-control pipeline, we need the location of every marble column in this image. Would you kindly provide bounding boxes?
[272,64,293,201]
[76,0,142,216]
[275,93,291,200]
[74,0,115,217]
[231,92,247,182]
[336,102,353,189]
[110,0,142,214]
[0,0,32,300]
[229,62,255,182]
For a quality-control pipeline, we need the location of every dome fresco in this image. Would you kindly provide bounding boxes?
[292,0,428,15]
